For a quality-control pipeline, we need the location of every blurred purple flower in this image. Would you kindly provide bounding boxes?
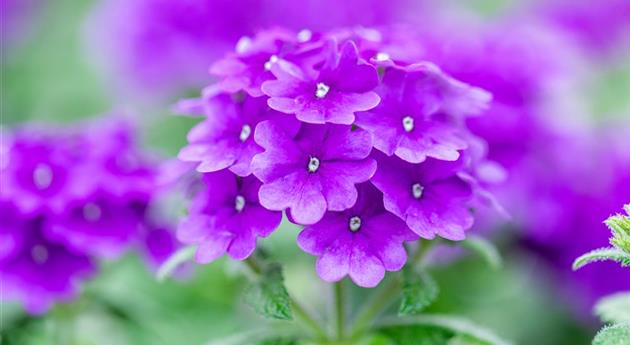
[252,121,376,225]
[0,202,95,314]
[178,171,282,263]
[298,184,417,287]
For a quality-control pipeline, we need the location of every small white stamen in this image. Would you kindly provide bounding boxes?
[297,29,312,42]
[83,203,102,222]
[235,195,246,212]
[375,52,390,61]
[349,216,362,232]
[315,83,330,99]
[33,163,53,190]
[402,116,414,132]
[264,55,278,71]
[239,124,252,142]
[307,156,320,173]
[31,245,48,264]
[412,183,424,199]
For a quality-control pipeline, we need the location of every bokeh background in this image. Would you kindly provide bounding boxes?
[1,0,629,344]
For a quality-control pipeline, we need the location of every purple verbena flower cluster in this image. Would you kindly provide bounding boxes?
[0,118,177,314]
[177,27,500,287]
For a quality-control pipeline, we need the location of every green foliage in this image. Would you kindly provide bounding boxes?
[595,293,630,324]
[376,315,512,345]
[399,267,439,315]
[572,248,630,270]
[606,205,630,252]
[244,263,294,320]
[205,330,299,345]
[460,236,502,270]
[592,324,630,345]
[156,245,196,282]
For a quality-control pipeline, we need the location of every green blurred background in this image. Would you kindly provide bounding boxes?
[2,0,630,344]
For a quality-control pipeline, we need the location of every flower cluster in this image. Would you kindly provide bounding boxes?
[0,118,177,313]
[177,27,499,287]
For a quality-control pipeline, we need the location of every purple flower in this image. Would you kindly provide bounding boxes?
[178,171,282,263]
[261,41,381,125]
[298,184,417,287]
[252,121,377,224]
[0,202,95,314]
[177,91,289,176]
[355,63,490,164]
[43,194,145,259]
[210,28,297,97]
[370,153,474,241]
[0,128,93,215]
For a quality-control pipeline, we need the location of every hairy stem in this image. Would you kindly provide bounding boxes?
[349,239,439,339]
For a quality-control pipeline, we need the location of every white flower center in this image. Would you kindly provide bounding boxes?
[315,82,330,99]
[235,195,246,212]
[375,52,390,61]
[83,203,102,222]
[297,29,312,42]
[33,163,53,190]
[412,183,424,199]
[31,245,48,264]
[402,116,414,132]
[264,55,278,71]
[349,216,362,232]
[308,156,320,173]
[239,124,252,142]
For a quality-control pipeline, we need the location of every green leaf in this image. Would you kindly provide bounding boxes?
[156,245,196,282]
[593,324,630,345]
[377,315,513,345]
[606,213,630,253]
[244,263,293,320]
[461,236,502,270]
[399,267,439,315]
[572,247,630,271]
[595,293,630,324]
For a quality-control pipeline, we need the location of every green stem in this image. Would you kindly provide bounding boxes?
[349,239,439,339]
[333,281,345,340]
[243,257,329,341]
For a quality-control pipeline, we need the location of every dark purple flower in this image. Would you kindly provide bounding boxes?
[43,194,145,259]
[177,91,290,176]
[298,184,417,287]
[261,41,381,125]
[84,118,159,200]
[252,121,376,224]
[0,128,93,215]
[0,203,95,314]
[355,63,490,164]
[178,171,282,263]
[370,153,474,241]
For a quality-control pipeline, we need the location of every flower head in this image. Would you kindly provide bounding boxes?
[262,41,381,124]
[178,171,282,263]
[298,184,417,287]
[252,121,376,224]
